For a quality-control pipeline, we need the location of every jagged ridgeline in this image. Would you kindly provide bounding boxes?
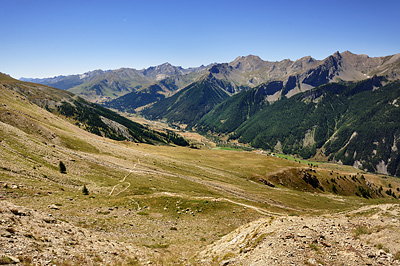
[197,77,400,176]
[0,73,189,146]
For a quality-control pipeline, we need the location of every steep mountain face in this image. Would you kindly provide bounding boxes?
[194,81,281,133]
[141,75,231,125]
[1,73,188,146]
[207,77,400,176]
[369,53,400,79]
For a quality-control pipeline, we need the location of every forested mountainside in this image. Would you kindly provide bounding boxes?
[197,77,400,176]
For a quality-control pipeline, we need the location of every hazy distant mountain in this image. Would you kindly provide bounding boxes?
[21,64,208,103]
[20,69,107,91]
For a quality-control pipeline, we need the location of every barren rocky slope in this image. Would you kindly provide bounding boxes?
[0,200,147,265]
[198,204,400,265]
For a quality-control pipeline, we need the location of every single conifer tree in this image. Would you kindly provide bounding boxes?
[59,161,67,174]
[82,185,89,195]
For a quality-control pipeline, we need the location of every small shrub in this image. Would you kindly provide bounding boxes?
[394,251,400,260]
[354,225,371,236]
[222,252,235,260]
[126,257,140,266]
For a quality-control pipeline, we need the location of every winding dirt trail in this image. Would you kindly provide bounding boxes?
[109,159,139,196]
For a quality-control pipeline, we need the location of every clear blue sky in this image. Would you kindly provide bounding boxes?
[1,0,399,78]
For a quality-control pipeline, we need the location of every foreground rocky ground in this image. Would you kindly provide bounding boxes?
[0,200,149,265]
[2,199,400,265]
[198,204,400,266]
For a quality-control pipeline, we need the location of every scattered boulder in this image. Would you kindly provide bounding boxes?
[48,204,60,210]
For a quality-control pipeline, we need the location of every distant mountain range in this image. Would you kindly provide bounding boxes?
[20,63,208,103]
[22,51,400,107]
[18,51,400,176]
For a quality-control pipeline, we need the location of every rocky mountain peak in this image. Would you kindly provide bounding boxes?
[230,55,266,71]
[331,51,343,61]
[298,55,317,64]
[141,63,184,79]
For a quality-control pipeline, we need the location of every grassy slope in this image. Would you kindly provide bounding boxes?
[0,74,188,146]
[1,73,400,264]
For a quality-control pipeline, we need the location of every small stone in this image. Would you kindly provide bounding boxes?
[48,204,59,210]
[377,249,386,256]
[307,258,317,265]
[10,208,27,216]
[43,217,56,223]
[222,259,231,266]
[283,234,294,239]
[321,241,331,247]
